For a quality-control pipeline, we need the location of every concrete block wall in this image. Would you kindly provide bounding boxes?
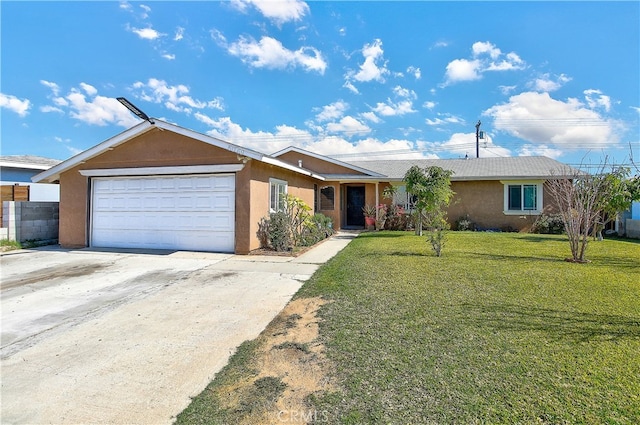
[626,219,640,239]
[1,201,59,242]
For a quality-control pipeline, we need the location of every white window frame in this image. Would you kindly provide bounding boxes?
[391,185,416,213]
[501,180,544,215]
[269,178,288,213]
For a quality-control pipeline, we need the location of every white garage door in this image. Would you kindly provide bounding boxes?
[91,174,235,252]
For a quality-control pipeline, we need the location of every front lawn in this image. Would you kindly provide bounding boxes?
[179,232,640,424]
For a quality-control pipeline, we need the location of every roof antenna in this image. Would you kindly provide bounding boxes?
[117,97,154,124]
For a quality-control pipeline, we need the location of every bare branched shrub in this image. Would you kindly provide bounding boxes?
[547,160,639,262]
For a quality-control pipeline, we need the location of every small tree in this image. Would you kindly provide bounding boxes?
[593,169,640,240]
[403,165,454,256]
[547,162,640,262]
[284,195,313,247]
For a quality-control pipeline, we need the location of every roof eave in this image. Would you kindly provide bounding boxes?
[273,146,386,177]
[33,120,156,183]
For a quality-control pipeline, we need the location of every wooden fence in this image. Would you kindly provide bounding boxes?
[1,185,30,226]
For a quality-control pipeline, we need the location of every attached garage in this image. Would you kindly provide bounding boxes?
[32,120,324,254]
[90,174,235,252]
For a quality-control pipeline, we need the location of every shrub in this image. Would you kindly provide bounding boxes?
[257,196,334,252]
[532,213,565,234]
[257,217,270,249]
[455,214,475,231]
[268,211,292,252]
[300,213,334,247]
[383,204,408,230]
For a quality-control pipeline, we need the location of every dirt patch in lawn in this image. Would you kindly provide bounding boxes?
[213,297,335,424]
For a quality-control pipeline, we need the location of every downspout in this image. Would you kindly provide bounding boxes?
[375,182,379,208]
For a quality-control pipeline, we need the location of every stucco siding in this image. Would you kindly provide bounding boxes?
[447,180,544,231]
[58,128,257,252]
[241,160,317,254]
[59,165,89,248]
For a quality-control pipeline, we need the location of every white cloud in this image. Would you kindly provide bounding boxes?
[80,82,98,96]
[225,35,327,74]
[368,85,417,117]
[584,89,611,112]
[326,116,371,136]
[130,26,164,40]
[423,101,437,110]
[40,82,145,126]
[195,113,431,160]
[65,90,140,127]
[443,41,526,86]
[632,106,640,114]
[40,105,64,114]
[139,4,151,19]
[518,144,563,159]
[351,39,389,83]
[162,53,176,60]
[174,27,184,41]
[195,113,312,153]
[392,85,417,99]
[0,93,31,117]
[433,132,511,158]
[343,80,359,94]
[54,136,71,144]
[231,0,309,25]
[132,78,225,114]
[484,91,619,149]
[315,100,349,122]
[530,73,571,92]
[119,1,132,11]
[425,113,464,126]
[40,80,60,96]
[444,59,482,83]
[431,40,449,49]
[407,66,421,79]
[53,97,68,107]
[499,85,517,95]
[372,100,416,117]
[360,111,381,123]
[472,41,501,59]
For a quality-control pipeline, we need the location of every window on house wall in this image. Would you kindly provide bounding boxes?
[392,185,416,212]
[503,182,542,213]
[319,185,335,210]
[270,178,287,212]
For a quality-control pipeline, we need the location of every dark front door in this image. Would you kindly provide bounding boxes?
[346,186,365,227]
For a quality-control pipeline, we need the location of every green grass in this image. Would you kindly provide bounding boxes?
[298,232,640,424]
[177,232,640,424]
[0,239,22,251]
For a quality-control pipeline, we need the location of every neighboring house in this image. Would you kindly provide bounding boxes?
[33,120,574,254]
[1,155,61,201]
[624,201,640,238]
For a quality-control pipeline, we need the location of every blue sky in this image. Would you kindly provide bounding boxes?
[1,1,639,168]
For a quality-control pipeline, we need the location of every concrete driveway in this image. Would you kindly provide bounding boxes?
[0,233,355,424]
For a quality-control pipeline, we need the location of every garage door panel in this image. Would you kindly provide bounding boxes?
[91,175,235,252]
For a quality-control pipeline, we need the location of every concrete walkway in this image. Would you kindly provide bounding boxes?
[0,232,357,425]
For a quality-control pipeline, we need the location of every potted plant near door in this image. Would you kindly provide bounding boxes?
[362,204,376,228]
